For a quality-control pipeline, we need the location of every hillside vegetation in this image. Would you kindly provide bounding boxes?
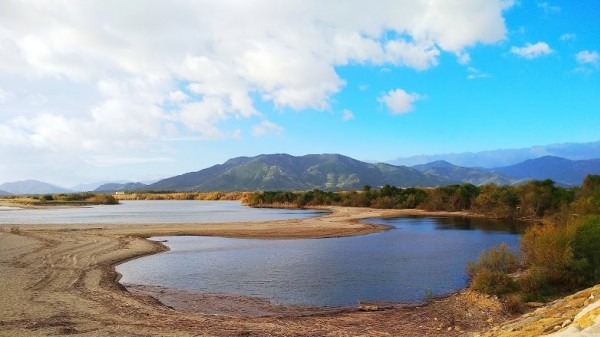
[148,154,449,191]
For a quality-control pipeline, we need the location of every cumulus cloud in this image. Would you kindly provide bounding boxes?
[575,50,599,73]
[252,120,284,137]
[378,89,423,114]
[511,42,553,59]
[576,50,599,66]
[0,0,512,181]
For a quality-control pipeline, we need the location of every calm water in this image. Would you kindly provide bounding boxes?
[0,200,325,224]
[117,216,521,307]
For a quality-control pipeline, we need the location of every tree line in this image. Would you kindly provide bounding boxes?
[244,176,600,222]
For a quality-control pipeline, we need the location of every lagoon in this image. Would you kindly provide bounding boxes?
[116,216,521,307]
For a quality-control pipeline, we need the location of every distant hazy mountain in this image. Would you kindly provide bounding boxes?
[148,154,449,191]
[0,189,12,196]
[412,160,517,185]
[0,180,72,195]
[390,140,600,168]
[94,182,148,192]
[70,181,128,192]
[493,156,600,186]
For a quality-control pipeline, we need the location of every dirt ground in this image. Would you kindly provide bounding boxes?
[0,206,581,336]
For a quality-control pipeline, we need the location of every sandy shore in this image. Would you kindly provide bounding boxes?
[0,207,527,336]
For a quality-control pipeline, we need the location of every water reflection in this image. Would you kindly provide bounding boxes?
[117,216,521,307]
[368,216,526,234]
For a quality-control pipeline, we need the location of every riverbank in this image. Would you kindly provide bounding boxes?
[0,206,596,336]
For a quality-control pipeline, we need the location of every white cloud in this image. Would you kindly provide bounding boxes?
[510,42,553,59]
[467,67,492,80]
[0,88,12,103]
[538,2,561,13]
[83,155,172,167]
[383,40,440,70]
[378,89,423,115]
[560,33,576,41]
[575,50,599,73]
[342,109,354,121]
[167,90,189,103]
[576,50,599,66]
[252,120,284,137]
[0,0,513,183]
[456,51,471,65]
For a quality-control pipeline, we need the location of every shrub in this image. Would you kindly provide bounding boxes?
[85,194,119,205]
[467,243,520,296]
[519,266,552,301]
[502,294,527,315]
[467,243,520,277]
[571,216,600,285]
[471,269,519,295]
[40,194,54,201]
[520,222,578,288]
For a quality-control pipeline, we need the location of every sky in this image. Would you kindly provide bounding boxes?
[0,0,599,187]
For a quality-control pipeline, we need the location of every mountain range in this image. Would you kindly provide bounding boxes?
[493,156,600,185]
[147,154,448,191]
[389,140,600,168]
[2,154,600,194]
[412,160,517,185]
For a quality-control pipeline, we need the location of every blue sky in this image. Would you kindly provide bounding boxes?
[0,1,598,186]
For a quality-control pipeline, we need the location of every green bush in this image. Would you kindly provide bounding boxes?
[519,266,552,301]
[467,243,520,277]
[520,222,578,288]
[467,243,520,295]
[572,216,600,285]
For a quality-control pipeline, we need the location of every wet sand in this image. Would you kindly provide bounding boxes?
[0,207,515,336]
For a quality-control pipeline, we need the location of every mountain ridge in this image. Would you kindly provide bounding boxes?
[412,160,517,185]
[493,155,600,186]
[0,180,72,195]
[3,154,600,194]
[148,153,449,191]
[390,140,600,168]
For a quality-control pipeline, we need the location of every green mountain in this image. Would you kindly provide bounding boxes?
[412,160,517,185]
[148,154,450,191]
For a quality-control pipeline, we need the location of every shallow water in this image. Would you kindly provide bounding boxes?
[0,200,325,224]
[117,216,521,307]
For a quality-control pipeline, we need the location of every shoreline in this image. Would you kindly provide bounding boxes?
[1,205,595,336]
